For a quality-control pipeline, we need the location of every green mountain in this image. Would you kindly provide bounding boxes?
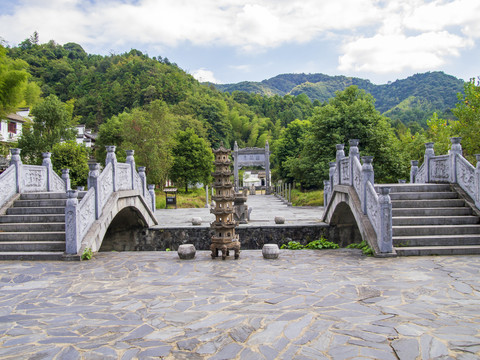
[215,72,464,126]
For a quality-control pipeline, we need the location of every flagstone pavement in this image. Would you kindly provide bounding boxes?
[0,249,479,359]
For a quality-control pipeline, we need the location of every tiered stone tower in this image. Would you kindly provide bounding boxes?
[210,143,240,260]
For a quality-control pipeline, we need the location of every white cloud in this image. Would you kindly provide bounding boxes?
[191,68,221,83]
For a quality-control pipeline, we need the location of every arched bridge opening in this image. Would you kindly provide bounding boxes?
[328,201,362,247]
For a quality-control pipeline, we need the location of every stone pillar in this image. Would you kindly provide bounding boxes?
[410,160,419,183]
[62,169,71,191]
[475,154,480,209]
[148,184,156,211]
[65,190,79,255]
[324,180,331,206]
[424,142,435,183]
[205,185,209,208]
[336,144,345,185]
[265,141,271,194]
[88,163,100,219]
[125,150,136,190]
[361,156,374,214]
[105,145,117,191]
[329,162,336,186]
[450,137,462,183]
[348,139,360,186]
[138,167,147,197]
[42,152,53,191]
[378,187,393,253]
[233,141,239,192]
[9,148,22,193]
[288,183,292,206]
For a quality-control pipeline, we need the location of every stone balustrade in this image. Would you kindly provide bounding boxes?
[323,140,393,253]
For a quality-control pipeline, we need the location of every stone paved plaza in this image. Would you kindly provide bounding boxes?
[0,250,479,359]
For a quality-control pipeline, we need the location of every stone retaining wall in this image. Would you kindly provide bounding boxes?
[100,224,332,251]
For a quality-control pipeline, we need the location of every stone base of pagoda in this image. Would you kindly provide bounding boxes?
[210,239,240,260]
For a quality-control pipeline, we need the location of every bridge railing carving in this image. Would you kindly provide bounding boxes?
[411,137,480,210]
[324,139,393,253]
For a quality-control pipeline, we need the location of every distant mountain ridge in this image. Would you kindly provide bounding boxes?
[214,72,464,126]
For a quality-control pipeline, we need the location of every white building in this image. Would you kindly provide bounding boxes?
[75,124,96,148]
[0,112,27,142]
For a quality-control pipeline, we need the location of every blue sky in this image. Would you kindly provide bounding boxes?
[1,0,479,85]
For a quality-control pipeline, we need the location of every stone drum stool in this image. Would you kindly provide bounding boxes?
[262,244,279,259]
[178,244,196,260]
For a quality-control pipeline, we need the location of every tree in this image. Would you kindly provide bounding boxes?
[51,141,90,188]
[18,94,77,164]
[287,86,408,188]
[453,77,480,163]
[170,128,214,192]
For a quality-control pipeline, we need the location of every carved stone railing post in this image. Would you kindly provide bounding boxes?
[88,163,100,219]
[378,187,393,253]
[10,148,22,193]
[42,152,53,191]
[105,145,117,192]
[361,156,374,214]
[65,190,79,255]
[324,180,331,206]
[62,169,71,191]
[450,137,462,183]
[329,162,336,186]
[410,160,419,183]
[138,167,147,197]
[148,184,156,211]
[336,144,345,184]
[125,150,136,190]
[475,154,480,209]
[424,142,435,183]
[348,139,360,186]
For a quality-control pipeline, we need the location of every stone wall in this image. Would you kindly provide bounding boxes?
[100,224,332,252]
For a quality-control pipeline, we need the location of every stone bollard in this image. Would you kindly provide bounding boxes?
[410,160,419,183]
[178,244,196,260]
[274,216,285,224]
[191,217,202,226]
[262,244,279,259]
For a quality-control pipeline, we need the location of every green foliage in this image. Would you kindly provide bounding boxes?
[304,238,339,249]
[51,141,89,188]
[346,240,374,256]
[17,94,76,164]
[452,78,480,163]
[280,241,305,250]
[290,189,324,206]
[81,247,93,260]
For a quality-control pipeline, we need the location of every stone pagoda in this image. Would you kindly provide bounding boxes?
[210,143,240,260]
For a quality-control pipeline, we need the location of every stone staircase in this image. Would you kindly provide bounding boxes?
[386,184,480,256]
[0,192,77,260]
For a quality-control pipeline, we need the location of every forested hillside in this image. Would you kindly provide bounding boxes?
[215,72,464,127]
[2,35,478,191]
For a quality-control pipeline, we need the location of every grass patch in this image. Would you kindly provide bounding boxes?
[155,187,207,209]
[281,237,339,250]
[291,189,324,207]
[346,240,374,256]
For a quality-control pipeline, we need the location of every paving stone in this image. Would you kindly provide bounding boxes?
[210,343,244,360]
[230,324,255,343]
[177,338,200,351]
[137,346,172,358]
[392,338,420,360]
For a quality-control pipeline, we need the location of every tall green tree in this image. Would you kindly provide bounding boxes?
[51,140,90,187]
[453,77,480,163]
[287,86,408,188]
[18,94,76,164]
[170,128,214,192]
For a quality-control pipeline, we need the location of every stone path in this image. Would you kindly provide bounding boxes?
[154,195,323,228]
[1,250,479,359]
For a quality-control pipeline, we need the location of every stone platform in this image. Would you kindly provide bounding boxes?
[0,250,479,359]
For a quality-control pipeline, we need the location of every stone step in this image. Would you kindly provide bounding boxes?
[0,241,65,252]
[20,192,68,200]
[0,251,68,261]
[395,245,480,256]
[392,207,473,217]
[377,184,452,193]
[393,225,480,236]
[391,199,466,208]
[389,192,458,200]
[0,214,65,223]
[0,222,65,232]
[13,199,67,208]
[0,232,65,241]
[6,207,65,215]
[393,216,480,226]
[393,234,480,247]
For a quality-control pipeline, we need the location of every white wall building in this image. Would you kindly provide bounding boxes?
[0,112,26,142]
